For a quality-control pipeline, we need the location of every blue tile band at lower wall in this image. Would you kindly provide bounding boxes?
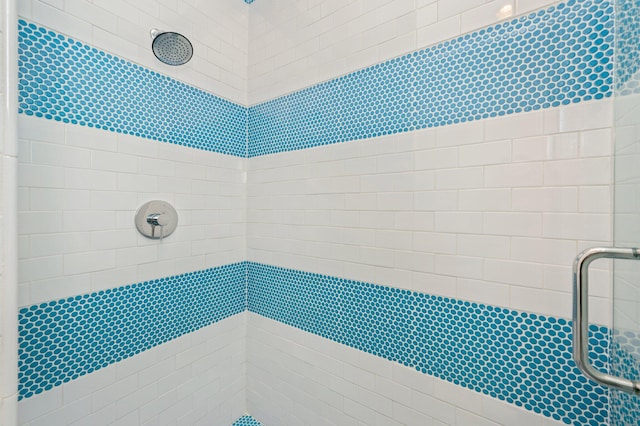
[232,415,262,426]
[247,262,610,426]
[18,20,247,157]
[610,331,640,425]
[18,262,247,400]
[247,0,614,157]
[18,260,617,425]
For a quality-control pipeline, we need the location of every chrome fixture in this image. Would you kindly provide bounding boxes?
[135,200,178,240]
[572,247,640,395]
[150,28,193,66]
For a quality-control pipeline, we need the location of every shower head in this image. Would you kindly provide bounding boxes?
[150,29,193,66]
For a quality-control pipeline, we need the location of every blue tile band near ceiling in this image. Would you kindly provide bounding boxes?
[18,262,247,400]
[610,331,640,425]
[16,0,615,160]
[247,0,614,157]
[247,262,611,426]
[17,20,246,157]
[232,415,262,426]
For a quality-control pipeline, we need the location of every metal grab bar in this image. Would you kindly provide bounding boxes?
[572,247,640,395]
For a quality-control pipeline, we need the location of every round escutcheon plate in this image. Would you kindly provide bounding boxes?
[134,200,178,239]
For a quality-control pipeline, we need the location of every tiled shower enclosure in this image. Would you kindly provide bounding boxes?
[0,0,638,425]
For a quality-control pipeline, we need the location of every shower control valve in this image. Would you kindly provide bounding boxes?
[135,200,178,241]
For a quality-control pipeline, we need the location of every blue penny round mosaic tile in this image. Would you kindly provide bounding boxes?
[18,259,618,426]
[18,20,247,157]
[248,0,614,157]
[18,262,247,400]
[247,262,611,426]
[18,0,615,159]
[232,415,262,425]
[616,0,640,93]
[610,331,640,425]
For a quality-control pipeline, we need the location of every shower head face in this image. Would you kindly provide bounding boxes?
[151,31,193,66]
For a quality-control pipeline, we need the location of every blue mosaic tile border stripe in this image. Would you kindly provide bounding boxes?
[232,415,262,426]
[18,262,247,400]
[247,0,614,157]
[616,0,640,92]
[247,262,611,426]
[18,20,247,157]
[610,331,640,425]
[17,0,616,159]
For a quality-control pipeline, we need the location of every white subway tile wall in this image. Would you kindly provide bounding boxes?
[247,100,613,326]
[248,0,562,104]
[18,0,249,105]
[18,313,247,426]
[17,115,246,307]
[247,313,564,426]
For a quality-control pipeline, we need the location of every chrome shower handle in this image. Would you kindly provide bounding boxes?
[146,213,170,240]
[572,247,640,395]
[147,213,169,226]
